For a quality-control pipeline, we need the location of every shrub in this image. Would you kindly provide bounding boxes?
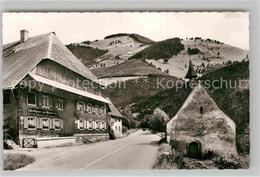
[188,47,201,55]
[148,115,166,132]
[122,126,128,133]
[4,153,35,170]
[213,154,241,169]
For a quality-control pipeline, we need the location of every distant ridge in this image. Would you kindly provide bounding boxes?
[104,33,154,45]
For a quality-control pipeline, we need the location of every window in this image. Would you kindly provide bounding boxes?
[27,92,36,106]
[118,126,121,131]
[57,98,64,110]
[96,106,99,114]
[96,121,99,129]
[54,119,61,130]
[77,102,84,111]
[101,122,106,129]
[27,117,36,130]
[88,121,92,129]
[42,95,49,108]
[76,120,84,130]
[92,106,98,114]
[86,104,91,113]
[200,106,203,114]
[102,107,106,115]
[42,118,49,130]
[99,107,104,115]
[3,90,11,104]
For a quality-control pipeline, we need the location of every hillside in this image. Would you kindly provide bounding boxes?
[66,44,108,66]
[131,61,249,154]
[67,33,153,68]
[130,38,184,60]
[91,59,168,78]
[67,34,248,80]
[145,38,248,78]
[102,75,180,108]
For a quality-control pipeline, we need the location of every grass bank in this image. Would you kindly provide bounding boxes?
[4,153,35,170]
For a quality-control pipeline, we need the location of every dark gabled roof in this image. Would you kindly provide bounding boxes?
[106,97,124,118]
[3,32,99,89]
[185,59,197,79]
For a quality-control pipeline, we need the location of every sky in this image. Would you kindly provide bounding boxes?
[2,12,249,49]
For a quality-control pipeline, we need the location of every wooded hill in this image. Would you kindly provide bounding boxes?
[130,38,184,60]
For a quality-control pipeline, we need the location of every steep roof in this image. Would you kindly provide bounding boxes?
[185,59,197,79]
[167,82,233,125]
[106,98,124,118]
[3,32,99,89]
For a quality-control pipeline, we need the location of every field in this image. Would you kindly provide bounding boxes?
[91,59,168,78]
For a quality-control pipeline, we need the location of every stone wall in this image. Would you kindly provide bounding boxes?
[74,133,109,143]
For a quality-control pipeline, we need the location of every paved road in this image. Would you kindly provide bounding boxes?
[17,130,161,170]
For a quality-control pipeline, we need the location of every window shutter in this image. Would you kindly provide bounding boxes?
[83,120,86,129]
[23,117,28,129]
[38,94,42,106]
[49,96,52,108]
[50,119,53,129]
[86,121,89,129]
[54,98,58,109]
[61,120,64,129]
[104,107,106,115]
[36,118,41,129]
[39,118,43,128]
[77,120,80,129]
[104,122,106,129]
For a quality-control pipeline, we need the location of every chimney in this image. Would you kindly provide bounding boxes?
[20,30,29,42]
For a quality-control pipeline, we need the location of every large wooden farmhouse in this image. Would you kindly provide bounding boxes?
[3,30,121,148]
[167,62,237,158]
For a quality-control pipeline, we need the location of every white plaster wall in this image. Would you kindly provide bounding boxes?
[111,117,123,138]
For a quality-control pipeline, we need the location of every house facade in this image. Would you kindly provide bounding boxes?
[3,30,112,147]
[166,83,237,158]
[106,98,124,138]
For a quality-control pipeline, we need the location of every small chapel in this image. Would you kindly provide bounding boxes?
[166,60,237,158]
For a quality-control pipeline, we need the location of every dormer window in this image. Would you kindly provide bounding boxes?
[200,106,203,114]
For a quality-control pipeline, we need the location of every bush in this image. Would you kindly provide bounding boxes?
[4,141,13,150]
[4,153,35,170]
[164,58,169,63]
[188,47,201,55]
[149,116,165,132]
[122,126,128,133]
[213,154,241,169]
